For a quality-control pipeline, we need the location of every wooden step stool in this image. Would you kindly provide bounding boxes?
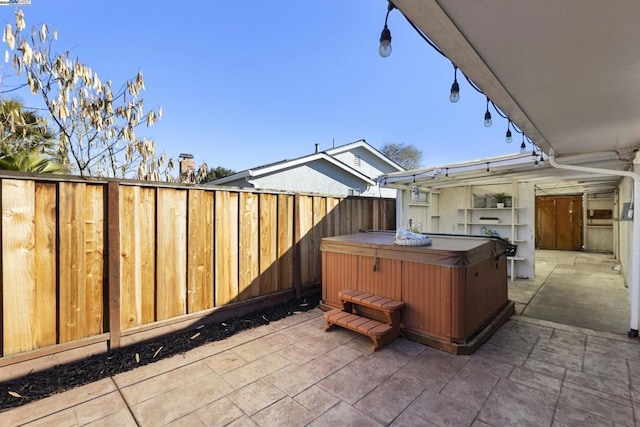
[324,290,405,351]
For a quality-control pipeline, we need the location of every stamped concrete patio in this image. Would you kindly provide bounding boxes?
[2,251,637,426]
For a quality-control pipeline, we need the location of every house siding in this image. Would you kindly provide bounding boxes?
[250,161,368,196]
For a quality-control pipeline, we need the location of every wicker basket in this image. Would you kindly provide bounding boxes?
[393,236,432,246]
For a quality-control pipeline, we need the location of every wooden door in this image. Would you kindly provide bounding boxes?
[535,196,583,250]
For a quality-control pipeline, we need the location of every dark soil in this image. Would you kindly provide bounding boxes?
[0,293,321,412]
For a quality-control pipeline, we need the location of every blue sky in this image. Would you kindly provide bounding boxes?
[1,1,520,173]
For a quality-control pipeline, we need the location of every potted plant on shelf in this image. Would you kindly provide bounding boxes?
[492,192,510,208]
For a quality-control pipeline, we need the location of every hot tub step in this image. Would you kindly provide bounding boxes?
[324,309,394,351]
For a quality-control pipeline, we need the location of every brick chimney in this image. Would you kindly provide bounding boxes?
[179,153,195,183]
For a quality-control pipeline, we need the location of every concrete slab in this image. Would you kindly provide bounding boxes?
[2,250,640,426]
[521,250,629,333]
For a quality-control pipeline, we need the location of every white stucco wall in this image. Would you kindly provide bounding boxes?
[331,147,400,198]
[619,176,633,286]
[331,147,397,177]
[246,161,365,196]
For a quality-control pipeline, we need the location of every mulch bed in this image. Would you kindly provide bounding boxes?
[0,293,321,412]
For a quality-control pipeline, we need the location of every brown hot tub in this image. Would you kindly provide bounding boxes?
[320,231,514,354]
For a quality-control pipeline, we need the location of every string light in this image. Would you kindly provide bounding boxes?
[378,3,394,57]
[484,97,492,127]
[381,8,547,155]
[449,65,460,103]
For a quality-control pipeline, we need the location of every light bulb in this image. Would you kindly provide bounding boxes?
[505,128,512,143]
[450,66,460,103]
[379,26,392,57]
[520,141,526,153]
[449,80,460,103]
[484,110,492,127]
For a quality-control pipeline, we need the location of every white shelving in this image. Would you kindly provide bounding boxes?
[457,185,528,280]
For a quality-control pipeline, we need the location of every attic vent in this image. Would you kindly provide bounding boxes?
[354,154,361,167]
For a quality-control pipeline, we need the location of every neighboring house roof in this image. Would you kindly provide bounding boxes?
[209,139,403,187]
[211,152,376,186]
[324,139,405,172]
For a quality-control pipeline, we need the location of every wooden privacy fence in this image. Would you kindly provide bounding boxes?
[0,172,395,374]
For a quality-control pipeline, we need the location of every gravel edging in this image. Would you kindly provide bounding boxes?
[0,293,321,412]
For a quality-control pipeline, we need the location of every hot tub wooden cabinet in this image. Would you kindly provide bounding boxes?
[320,232,514,354]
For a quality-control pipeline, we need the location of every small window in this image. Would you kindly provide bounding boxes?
[348,188,361,196]
[354,154,361,167]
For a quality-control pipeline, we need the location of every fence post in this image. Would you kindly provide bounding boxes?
[293,193,301,298]
[106,181,121,350]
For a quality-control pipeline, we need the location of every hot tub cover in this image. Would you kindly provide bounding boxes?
[320,231,507,268]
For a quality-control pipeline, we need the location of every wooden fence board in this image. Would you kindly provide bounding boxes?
[326,197,340,237]
[34,183,57,348]
[120,185,139,329]
[83,185,104,336]
[120,187,157,328]
[139,188,156,323]
[156,188,187,320]
[58,182,87,343]
[215,191,239,305]
[372,199,380,229]
[259,193,278,295]
[277,194,294,290]
[311,196,326,284]
[353,199,364,234]
[362,198,373,230]
[2,180,36,355]
[239,192,259,301]
[187,190,214,312]
[298,195,313,285]
[106,181,121,349]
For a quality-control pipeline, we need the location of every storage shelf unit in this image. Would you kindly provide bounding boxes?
[459,222,526,226]
[457,185,528,280]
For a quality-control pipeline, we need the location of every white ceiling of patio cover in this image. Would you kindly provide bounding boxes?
[392,0,640,158]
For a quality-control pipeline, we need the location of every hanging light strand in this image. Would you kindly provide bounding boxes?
[389,6,547,155]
